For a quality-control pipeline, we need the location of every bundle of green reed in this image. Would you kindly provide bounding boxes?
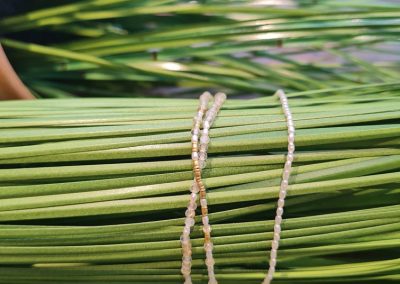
[0,82,398,283]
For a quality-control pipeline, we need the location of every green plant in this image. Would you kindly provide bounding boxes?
[1,0,399,97]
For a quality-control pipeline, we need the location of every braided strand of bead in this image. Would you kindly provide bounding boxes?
[181,91,212,284]
[198,92,226,284]
[263,89,295,284]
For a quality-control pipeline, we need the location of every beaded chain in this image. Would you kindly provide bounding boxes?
[181,90,292,284]
[262,89,295,284]
[198,92,226,284]
[181,92,226,284]
[181,91,212,284]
